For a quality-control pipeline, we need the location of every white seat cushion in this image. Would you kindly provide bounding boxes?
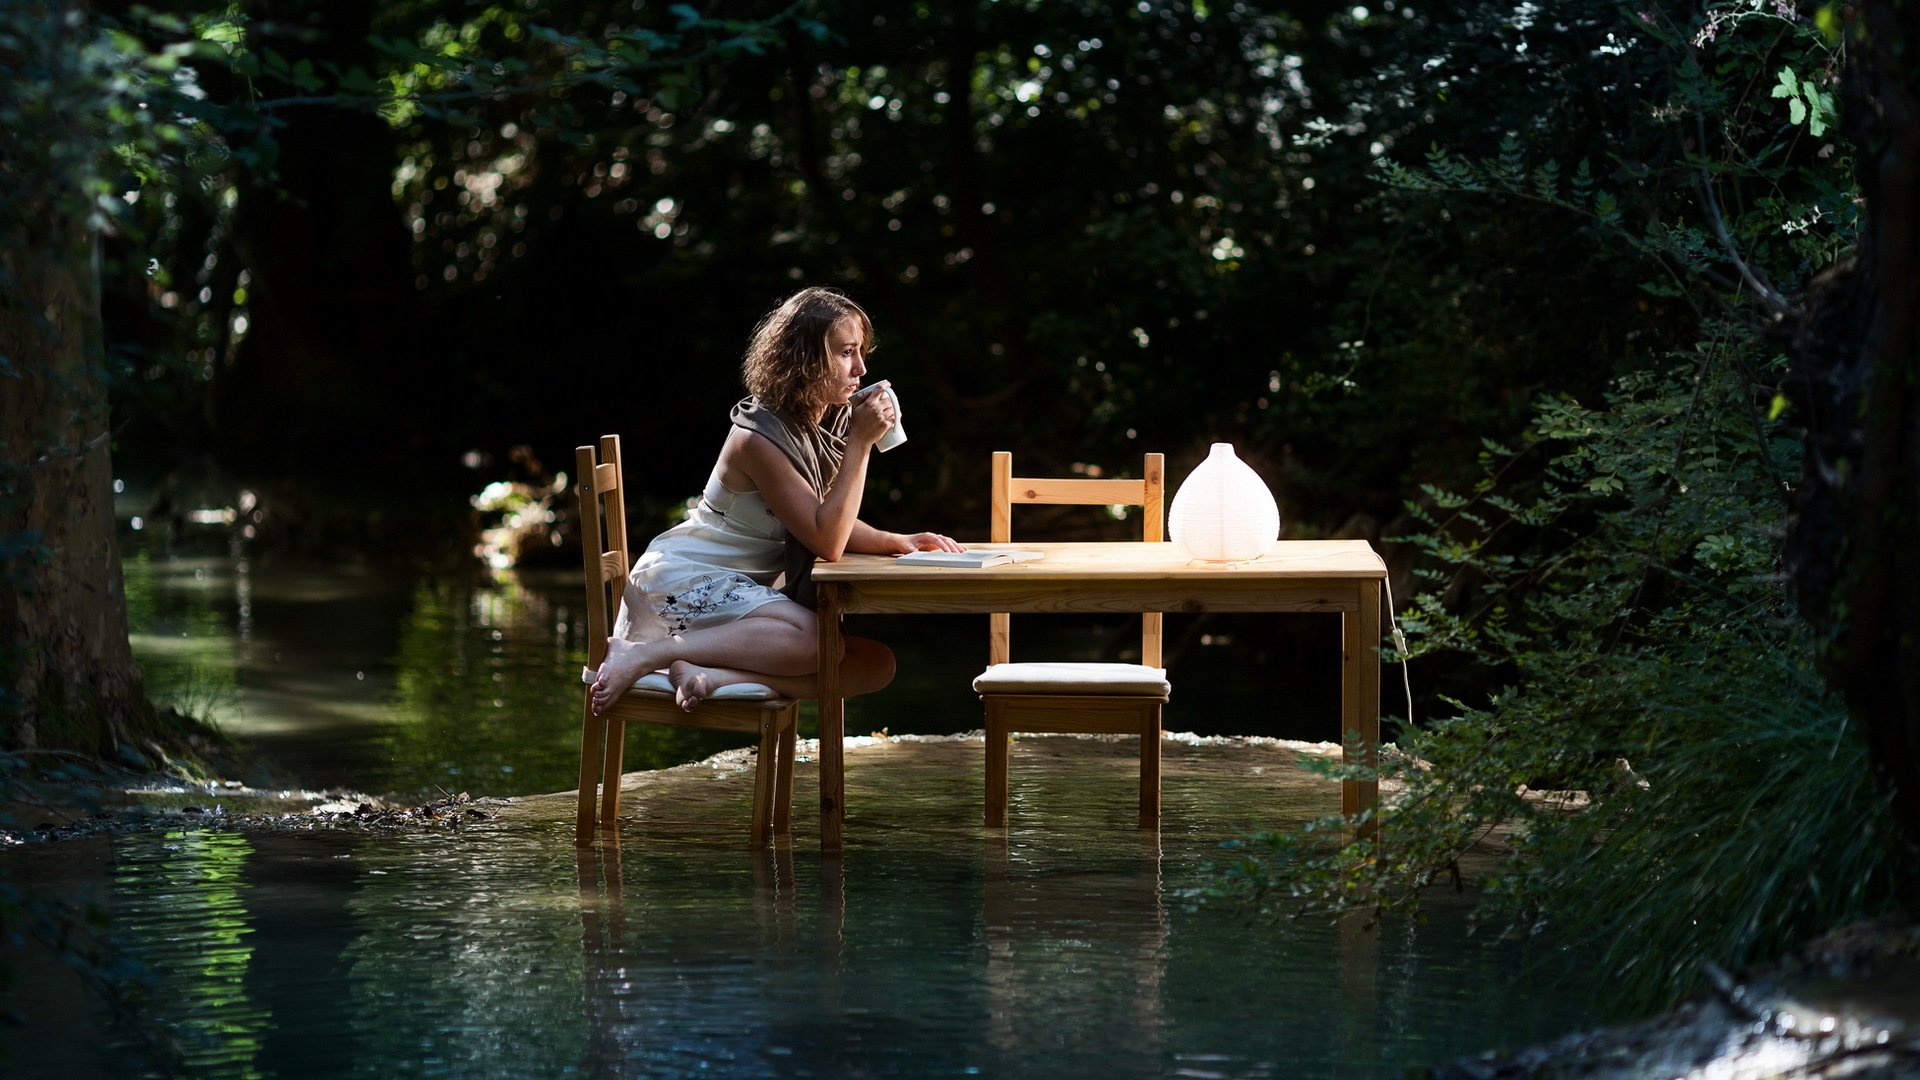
[973,662,1170,696]
[579,666,781,700]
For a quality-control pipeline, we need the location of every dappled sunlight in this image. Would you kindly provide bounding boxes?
[468,449,570,571]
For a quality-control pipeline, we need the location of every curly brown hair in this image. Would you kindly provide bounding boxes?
[740,287,874,425]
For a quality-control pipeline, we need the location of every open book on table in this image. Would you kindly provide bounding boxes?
[894,548,1046,568]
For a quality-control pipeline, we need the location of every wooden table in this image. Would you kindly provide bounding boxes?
[811,539,1388,853]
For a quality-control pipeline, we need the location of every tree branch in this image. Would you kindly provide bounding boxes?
[1695,112,1795,319]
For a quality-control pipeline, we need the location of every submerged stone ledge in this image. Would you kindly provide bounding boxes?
[1433,919,1920,1079]
[8,732,1364,844]
[491,730,1360,831]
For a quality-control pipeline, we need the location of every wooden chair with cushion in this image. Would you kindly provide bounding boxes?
[573,434,798,846]
[977,450,1171,828]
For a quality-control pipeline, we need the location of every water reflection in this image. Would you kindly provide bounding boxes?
[574,840,808,1074]
[384,574,586,793]
[112,830,273,1075]
[981,831,1169,1067]
[123,546,756,799]
[335,827,588,1076]
[2,739,1594,1078]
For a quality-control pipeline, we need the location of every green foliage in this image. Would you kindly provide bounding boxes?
[1222,629,1912,1014]
[1213,350,1917,1011]
[1483,649,1906,1007]
[70,0,1740,544]
[1772,66,1835,136]
[1401,347,1795,659]
[1368,0,1853,322]
[1193,0,1907,1017]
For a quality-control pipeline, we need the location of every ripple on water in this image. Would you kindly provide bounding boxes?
[1,737,1594,1079]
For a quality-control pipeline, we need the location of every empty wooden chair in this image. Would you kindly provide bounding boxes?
[573,434,798,846]
[977,451,1170,828]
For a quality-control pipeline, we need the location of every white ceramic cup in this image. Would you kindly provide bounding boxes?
[860,383,908,452]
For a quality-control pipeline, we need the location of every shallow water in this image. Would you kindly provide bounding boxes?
[0,542,1595,1076]
[2,739,1588,1078]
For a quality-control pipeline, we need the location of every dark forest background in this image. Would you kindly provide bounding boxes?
[10,0,1920,1018]
[104,0,1636,558]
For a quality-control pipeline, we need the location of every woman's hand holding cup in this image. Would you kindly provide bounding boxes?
[852,381,908,452]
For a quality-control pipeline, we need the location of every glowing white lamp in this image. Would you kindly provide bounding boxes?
[1168,442,1280,562]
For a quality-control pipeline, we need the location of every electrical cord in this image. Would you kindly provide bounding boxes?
[1384,572,1414,729]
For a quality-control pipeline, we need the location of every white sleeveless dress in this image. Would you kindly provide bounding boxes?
[614,470,792,643]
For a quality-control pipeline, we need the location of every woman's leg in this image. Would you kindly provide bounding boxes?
[593,602,899,713]
[591,601,816,710]
[626,637,898,713]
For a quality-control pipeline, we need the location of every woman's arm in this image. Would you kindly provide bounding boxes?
[722,414,966,559]
[733,431,874,561]
[849,521,964,555]
[728,389,894,559]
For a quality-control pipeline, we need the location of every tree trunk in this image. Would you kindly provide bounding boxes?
[1786,0,1920,854]
[1,2,155,756]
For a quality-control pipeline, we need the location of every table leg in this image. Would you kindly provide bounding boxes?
[1341,580,1382,839]
[816,585,846,855]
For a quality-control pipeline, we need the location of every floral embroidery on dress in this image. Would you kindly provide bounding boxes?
[655,573,759,635]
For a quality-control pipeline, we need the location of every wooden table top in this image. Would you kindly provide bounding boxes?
[812,540,1385,616]
[814,540,1386,582]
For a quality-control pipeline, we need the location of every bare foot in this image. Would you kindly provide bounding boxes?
[591,636,667,714]
[668,660,715,713]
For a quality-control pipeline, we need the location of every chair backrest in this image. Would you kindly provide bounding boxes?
[989,450,1166,667]
[576,435,631,673]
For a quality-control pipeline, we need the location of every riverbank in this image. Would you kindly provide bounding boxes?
[1430,918,1920,1078]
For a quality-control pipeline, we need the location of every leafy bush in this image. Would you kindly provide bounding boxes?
[1211,345,1918,1014]
[1198,0,1918,1017]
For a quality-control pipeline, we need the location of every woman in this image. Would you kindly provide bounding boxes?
[590,287,963,714]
